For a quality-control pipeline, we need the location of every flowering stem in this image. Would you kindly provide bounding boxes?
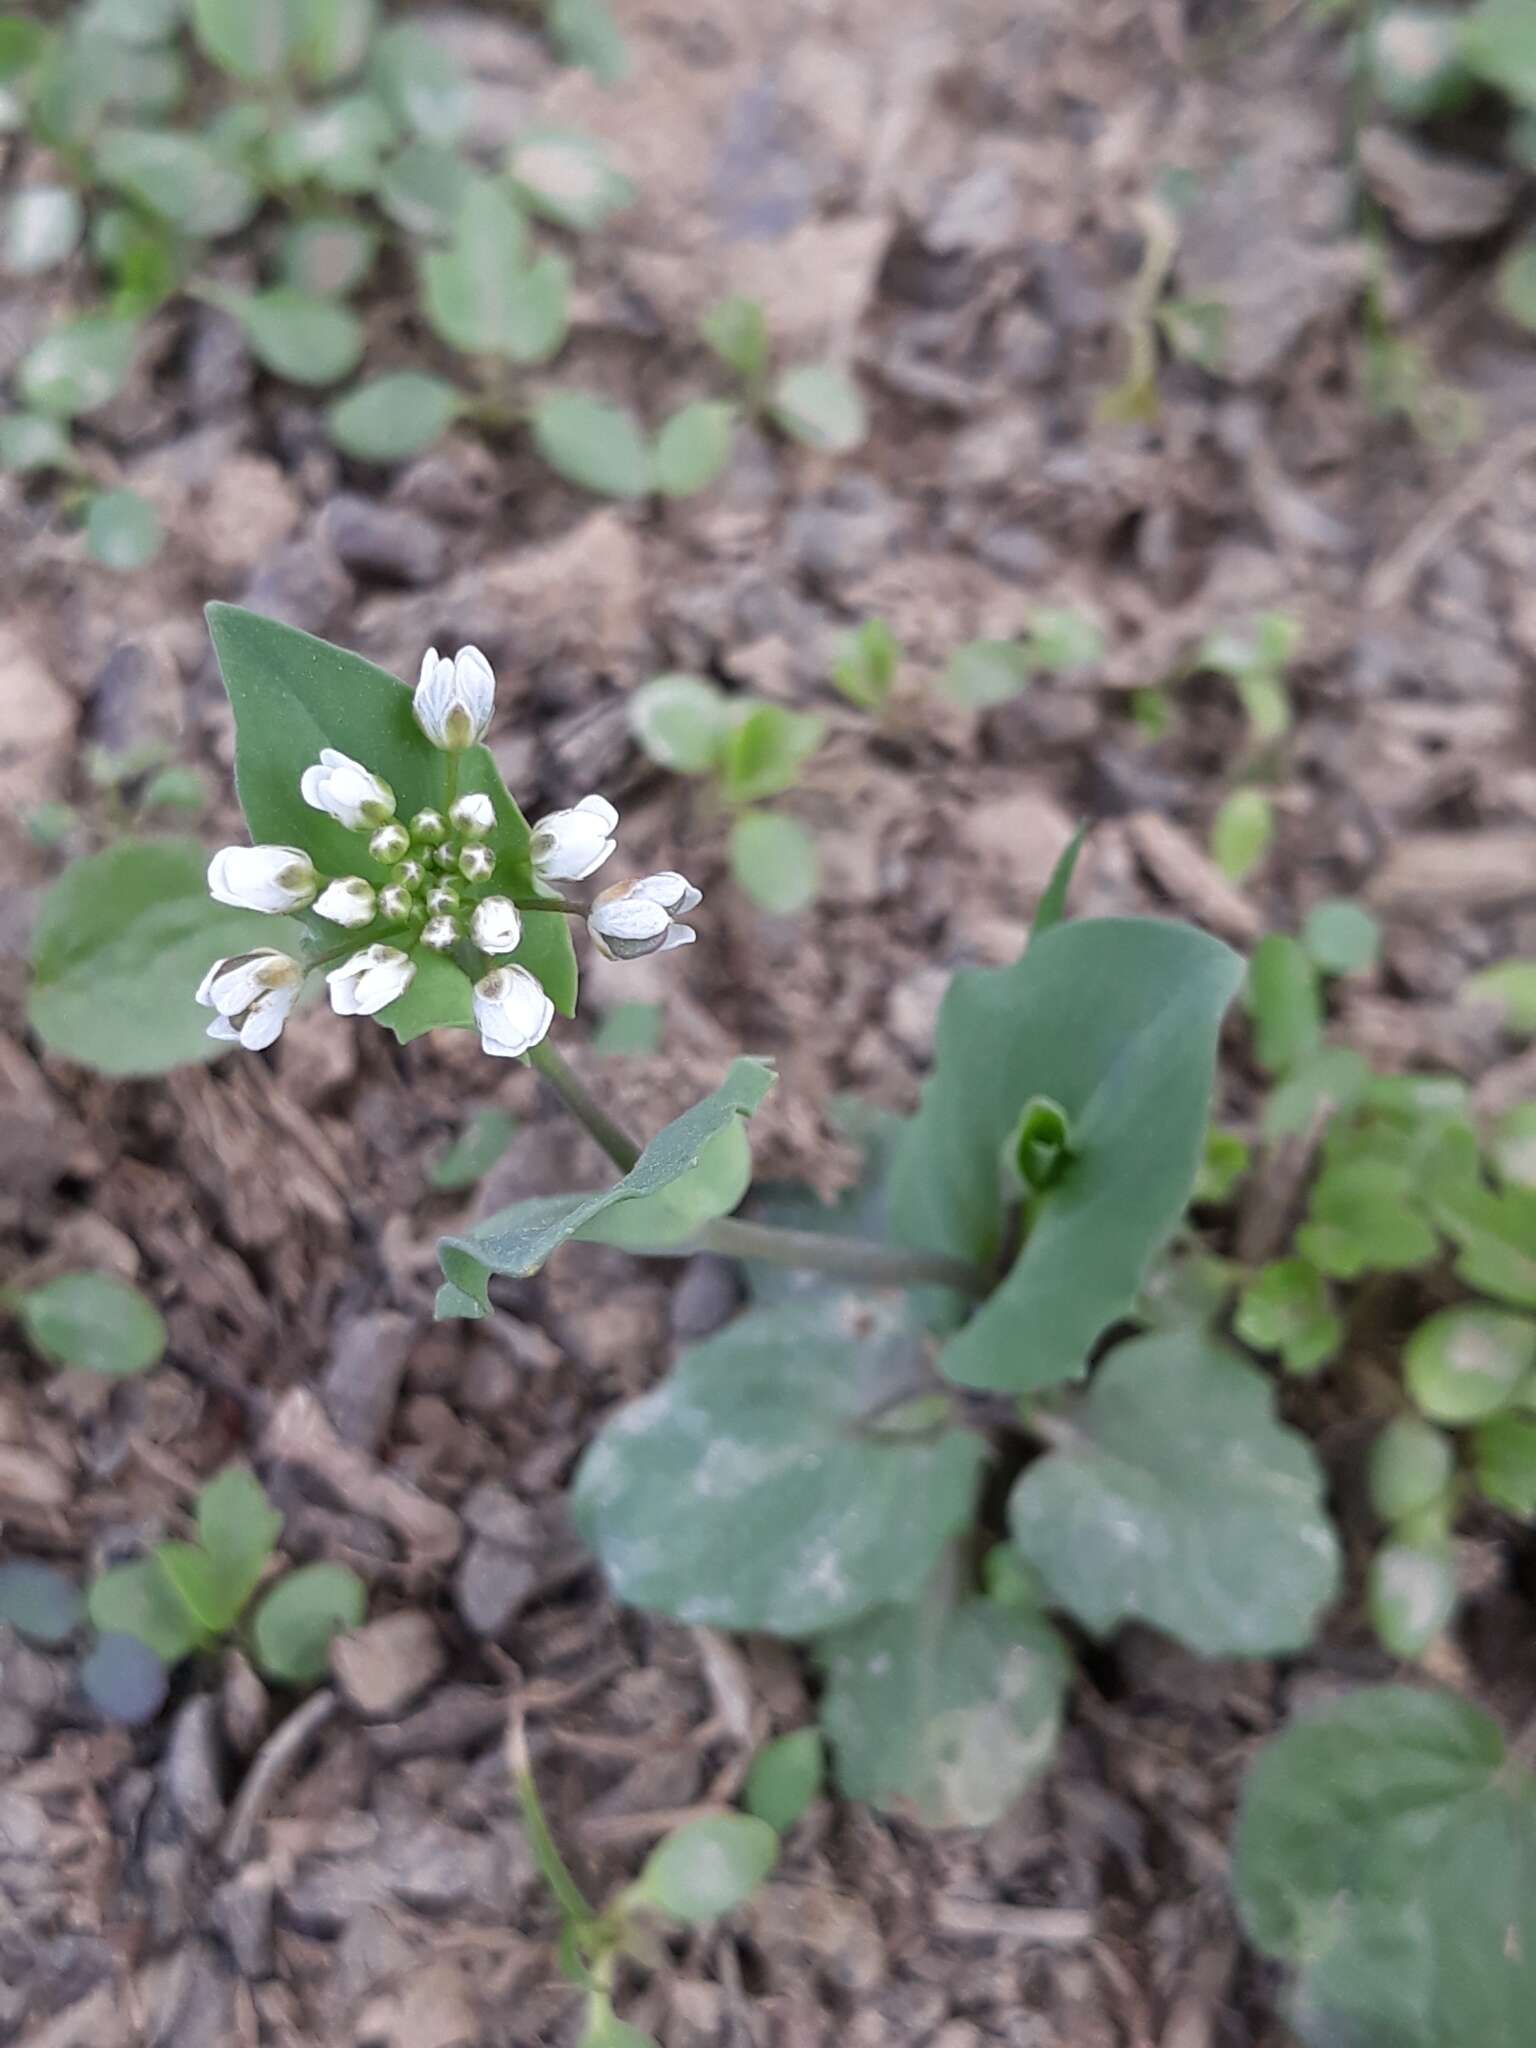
[527,1042,988,1299]
[509,897,584,917]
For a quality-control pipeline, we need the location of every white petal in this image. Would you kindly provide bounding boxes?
[656,923,697,952]
[574,793,618,832]
[633,871,699,915]
[592,896,671,943]
[300,764,327,809]
[206,1015,242,1043]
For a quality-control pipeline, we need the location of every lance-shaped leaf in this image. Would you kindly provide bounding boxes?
[816,1583,1071,1827]
[436,1059,774,1317]
[1234,1685,1536,2048]
[888,918,1243,1392]
[206,604,577,1027]
[571,1294,987,1636]
[1009,1331,1340,1656]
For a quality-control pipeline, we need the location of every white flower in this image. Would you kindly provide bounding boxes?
[300,747,395,830]
[449,792,495,839]
[326,944,415,1017]
[531,794,618,884]
[471,896,522,954]
[207,844,317,914]
[473,966,554,1058]
[196,949,303,1051]
[588,873,701,961]
[313,877,377,928]
[413,645,495,752]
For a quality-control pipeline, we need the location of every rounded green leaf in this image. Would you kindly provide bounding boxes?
[1461,0,1536,109]
[1234,1258,1342,1376]
[1029,607,1104,672]
[652,400,735,499]
[717,705,824,805]
[591,1000,662,1056]
[817,1594,1069,1827]
[1210,787,1273,885]
[1301,899,1382,977]
[81,1633,169,1725]
[19,314,140,419]
[628,1814,777,1924]
[4,184,82,274]
[87,1559,201,1663]
[628,673,731,774]
[197,1464,282,1610]
[16,1271,166,1376]
[28,836,308,1076]
[371,21,469,139]
[230,289,363,387]
[700,294,769,386]
[943,639,1033,709]
[1262,1045,1370,1141]
[421,182,568,363]
[0,1561,84,1646]
[729,811,819,916]
[1473,1410,1536,1514]
[743,1729,825,1833]
[1405,1305,1536,1423]
[1245,934,1323,1078]
[531,392,651,499]
[95,128,257,236]
[327,371,461,463]
[1367,1539,1460,1662]
[572,1296,988,1636]
[1008,1331,1340,1655]
[191,0,296,81]
[1367,1415,1456,1524]
[1491,1103,1536,1192]
[379,139,470,237]
[85,488,163,572]
[768,363,867,454]
[267,92,393,192]
[507,127,634,232]
[0,16,45,78]
[0,412,74,474]
[251,1562,367,1683]
[290,0,375,83]
[831,618,899,711]
[280,217,379,297]
[546,0,628,84]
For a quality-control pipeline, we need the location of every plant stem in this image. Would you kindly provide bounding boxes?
[527,1041,988,1298]
[509,896,584,916]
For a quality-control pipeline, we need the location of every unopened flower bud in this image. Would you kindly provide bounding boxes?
[426,884,460,915]
[369,822,410,864]
[196,948,303,1051]
[313,876,377,929]
[326,944,415,1017]
[301,747,395,830]
[207,844,317,914]
[588,872,702,961]
[421,915,461,952]
[449,792,495,840]
[459,844,495,883]
[473,965,553,1058]
[413,645,495,752]
[470,896,522,954]
[531,793,618,884]
[411,808,448,846]
[433,841,460,871]
[378,883,413,922]
[396,858,426,889]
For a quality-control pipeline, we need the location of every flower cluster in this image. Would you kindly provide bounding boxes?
[197,645,700,1058]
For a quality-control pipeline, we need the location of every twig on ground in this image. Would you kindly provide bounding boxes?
[220,1688,338,1866]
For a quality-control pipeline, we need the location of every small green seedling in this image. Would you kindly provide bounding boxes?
[943,609,1104,710]
[700,294,867,455]
[830,619,900,713]
[1460,959,1536,1040]
[11,1269,166,1377]
[1197,613,1301,745]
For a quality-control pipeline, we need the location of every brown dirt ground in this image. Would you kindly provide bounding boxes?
[3,0,1536,2042]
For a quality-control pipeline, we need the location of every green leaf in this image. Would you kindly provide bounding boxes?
[1461,959,1536,1038]
[88,1558,202,1662]
[154,1540,244,1635]
[1298,1159,1441,1280]
[190,0,295,81]
[729,811,819,916]
[421,180,569,363]
[1498,238,1536,332]
[888,917,1243,1393]
[1492,1103,1536,1192]
[571,1294,987,1635]
[743,1729,825,1832]
[627,1815,777,1924]
[95,128,256,236]
[942,639,1032,709]
[27,835,308,1076]
[507,127,634,232]
[1009,1331,1340,1655]
[1405,1305,1536,1423]
[1368,1542,1458,1658]
[85,489,163,572]
[1193,1127,1250,1205]
[289,0,375,84]
[15,1271,166,1376]
[430,1107,518,1190]
[327,371,461,462]
[700,295,770,387]
[267,92,393,192]
[579,1121,753,1254]
[1461,0,1536,108]
[371,21,470,138]
[1029,824,1089,941]
[830,618,899,712]
[1234,1684,1536,2048]
[1246,935,1323,1078]
[1428,1175,1536,1307]
[197,1464,281,1612]
[546,0,628,84]
[768,363,867,454]
[1210,788,1272,885]
[1262,1045,1370,1141]
[280,217,379,297]
[1235,1259,1342,1375]
[816,1589,1070,1827]
[0,1561,84,1645]
[652,400,735,499]
[19,313,139,418]
[205,605,577,1021]
[1368,1416,1456,1524]
[592,1001,662,1056]
[1302,899,1381,977]
[225,289,363,388]
[1028,607,1103,672]
[251,1563,366,1683]
[3,184,82,274]
[379,139,471,237]
[0,412,74,474]
[437,1059,775,1313]
[92,205,182,312]
[530,392,651,499]
[716,704,824,805]
[1473,1411,1536,1514]
[628,673,732,774]
[80,1633,168,1725]
[0,16,45,78]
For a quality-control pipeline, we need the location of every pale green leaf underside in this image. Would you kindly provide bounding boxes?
[436,1058,774,1315]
